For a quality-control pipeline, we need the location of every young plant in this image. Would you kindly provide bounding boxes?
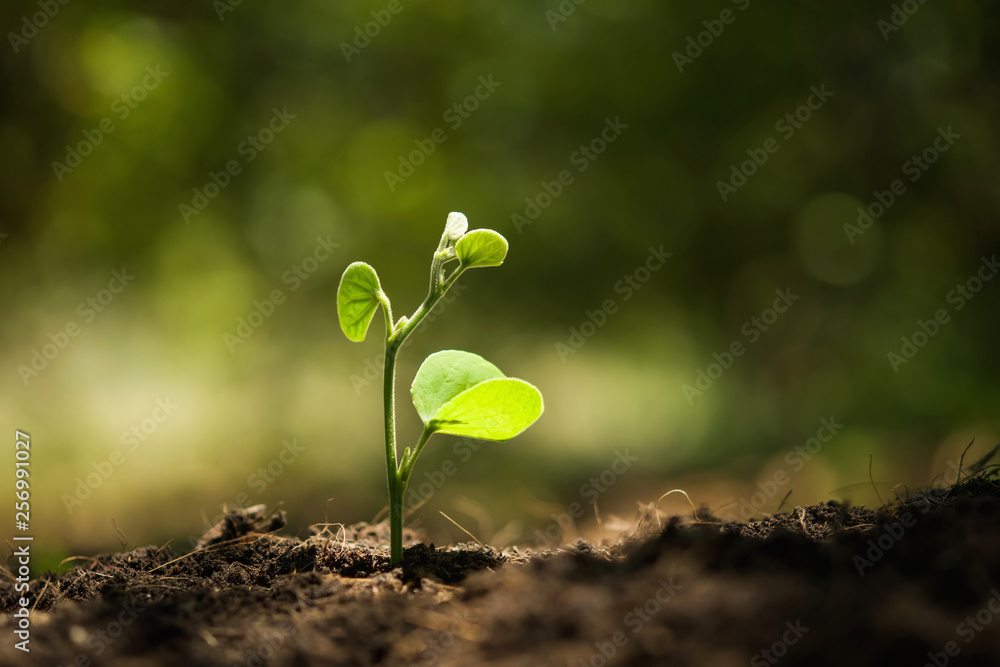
[336,212,543,565]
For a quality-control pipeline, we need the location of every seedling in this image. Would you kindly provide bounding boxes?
[336,212,544,565]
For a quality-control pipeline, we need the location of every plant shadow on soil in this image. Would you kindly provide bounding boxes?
[5,463,1000,666]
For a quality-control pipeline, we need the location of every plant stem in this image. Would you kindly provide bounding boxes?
[383,262,466,566]
[383,340,403,564]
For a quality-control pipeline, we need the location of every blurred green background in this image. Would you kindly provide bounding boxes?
[2,0,998,570]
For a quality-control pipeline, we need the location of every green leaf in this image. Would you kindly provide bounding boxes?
[337,262,383,342]
[411,350,504,423]
[456,229,508,268]
[429,377,543,441]
[411,349,543,441]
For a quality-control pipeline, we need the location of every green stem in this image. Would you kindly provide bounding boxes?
[383,259,467,566]
[384,340,403,564]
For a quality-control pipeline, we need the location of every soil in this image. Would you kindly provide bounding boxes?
[5,473,1000,667]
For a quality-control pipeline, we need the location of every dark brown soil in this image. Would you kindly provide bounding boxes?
[6,475,1000,666]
